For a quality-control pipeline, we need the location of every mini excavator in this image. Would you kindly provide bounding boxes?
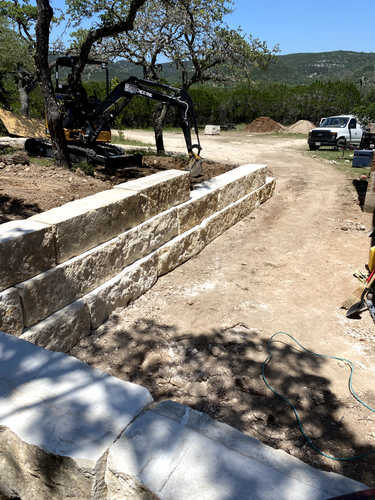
[24,57,202,176]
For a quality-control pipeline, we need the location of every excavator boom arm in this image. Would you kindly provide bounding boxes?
[82,77,202,161]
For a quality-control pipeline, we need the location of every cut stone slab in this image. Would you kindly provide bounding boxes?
[156,225,206,277]
[204,125,220,135]
[85,253,158,329]
[119,207,179,268]
[194,163,267,211]
[15,237,122,327]
[30,188,141,263]
[201,178,274,245]
[0,331,153,462]
[0,288,23,337]
[19,298,91,352]
[0,425,92,500]
[177,184,219,234]
[106,400,368,500]
[0,220,55,292]
[115,169,191,219]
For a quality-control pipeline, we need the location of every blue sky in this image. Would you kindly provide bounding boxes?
[225,0,372,55]
[51,0,372,56]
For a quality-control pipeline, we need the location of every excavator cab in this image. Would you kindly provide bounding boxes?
[53,56,111,144]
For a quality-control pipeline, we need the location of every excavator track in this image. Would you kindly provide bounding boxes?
[24,138,143,169]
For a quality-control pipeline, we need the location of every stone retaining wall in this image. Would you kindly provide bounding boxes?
[0,165,275,352]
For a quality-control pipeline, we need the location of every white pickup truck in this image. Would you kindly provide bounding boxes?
[307,115,364,150]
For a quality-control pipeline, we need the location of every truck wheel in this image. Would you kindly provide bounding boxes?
[336,137,346,149]
[309,144,319,151]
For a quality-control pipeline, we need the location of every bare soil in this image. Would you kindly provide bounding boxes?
[0,150,231,224]
[2,130,375,487]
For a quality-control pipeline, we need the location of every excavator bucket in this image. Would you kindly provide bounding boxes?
[186,154,202,177]
[0,109,46,139]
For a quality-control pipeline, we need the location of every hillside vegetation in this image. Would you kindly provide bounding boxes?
[15,51,373,129]
[100,51,375,86]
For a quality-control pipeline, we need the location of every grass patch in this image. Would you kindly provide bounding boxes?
[303,147,370,177]
[114,131,154,147]
[71,161,95,176]
[27,155,56,168]
[303,147,370,203]
[0,146,18,155]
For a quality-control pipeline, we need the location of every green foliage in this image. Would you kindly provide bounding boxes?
[118,95,156,129]
[108,79,361,129]
[189,87,222,124]
[74,161,95,176]
[0,145,17,154]
[106,51,375,87]
[83,80,107,101]
[352,88,375,125]
[351,103,375,125]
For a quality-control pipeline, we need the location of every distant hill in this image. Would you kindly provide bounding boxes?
[57,51,375,87]
[246,51,375,85]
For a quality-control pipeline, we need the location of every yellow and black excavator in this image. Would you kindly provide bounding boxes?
[24,56,203,176]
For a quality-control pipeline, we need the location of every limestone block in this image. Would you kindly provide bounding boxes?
[0,425,93,500]
[201,179,275,245]
[177,184,218,234]
[0,288,23,337]
[204,125,220,135]
[16,238,122,327]
[0,220,55,292]
[259,177,276,204]
[85,253,158,329]
[156,226,205,276]
[30,188,141,263]
[0,331,153,496]
[19,298,91,352]
[106,400,368,500]
[115,169,191,219]
[194,164,267,211]
[201,196,248,245]
[120,207,179,268]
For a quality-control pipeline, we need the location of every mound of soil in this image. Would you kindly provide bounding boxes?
[244,117,284,133]
[286,120,316,134]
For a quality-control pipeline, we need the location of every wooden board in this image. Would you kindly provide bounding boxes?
[0,109,46,138]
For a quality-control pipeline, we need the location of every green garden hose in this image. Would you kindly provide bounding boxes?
[262,332,375,461]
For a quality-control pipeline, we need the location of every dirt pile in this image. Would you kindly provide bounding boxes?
[244,117,284,133]
[285,120,316,134]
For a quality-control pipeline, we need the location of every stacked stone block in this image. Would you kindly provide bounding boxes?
[0,166,275,352]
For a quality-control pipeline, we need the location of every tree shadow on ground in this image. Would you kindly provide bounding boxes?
[69,315,375,489]
[0,194,41,223]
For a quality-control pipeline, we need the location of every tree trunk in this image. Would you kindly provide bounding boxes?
[17,76,39,117]
[18,80,30,117]
[153,103,167,154]
[34,0,70,168]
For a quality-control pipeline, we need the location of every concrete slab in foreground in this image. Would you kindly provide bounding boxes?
[0,332,368,499]
[0,331,152,463]
[107,401,368,500]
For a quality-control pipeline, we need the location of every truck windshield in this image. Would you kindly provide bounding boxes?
[319,117,349,128]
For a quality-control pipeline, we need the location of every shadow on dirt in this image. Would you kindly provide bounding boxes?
[352,179,368,209]
[69,315,375,488]
[0,194,41,223]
